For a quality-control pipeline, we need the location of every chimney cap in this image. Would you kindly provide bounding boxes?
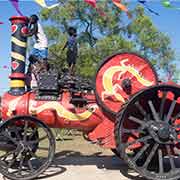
[9,16,29,24]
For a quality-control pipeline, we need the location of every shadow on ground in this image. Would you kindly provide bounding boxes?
[40,150,147,180]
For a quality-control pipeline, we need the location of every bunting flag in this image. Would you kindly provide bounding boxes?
[34,0,60,9]
[161,0,180,10]
[0,65,9,69]
[112,0,132,18]
[84,0,106,16]
[84,0,96,8]
[138,0,159,16]
[9,0,23,16]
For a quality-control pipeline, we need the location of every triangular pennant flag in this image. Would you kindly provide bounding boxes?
[9,0,23,16]
[84,0,97,8]
[34,0,59,9]
[112,0,131,18]
[84,0,106,16]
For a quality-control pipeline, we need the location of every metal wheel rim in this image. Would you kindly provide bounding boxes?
[0,115,55,180]
[117,85,180,180]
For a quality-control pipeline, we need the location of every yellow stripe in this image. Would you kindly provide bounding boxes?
[11,52,25,61]
[11,37,27,47]
[10,80,25,88]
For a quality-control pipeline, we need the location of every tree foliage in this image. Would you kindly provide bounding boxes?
[39,1,175,79]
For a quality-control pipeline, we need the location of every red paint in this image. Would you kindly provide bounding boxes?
[11,61,19,70]
[21,26,28,34]
[9,72,25,79]
[11,24,18,33]
[9,16,28,24]
[96,53,158,114]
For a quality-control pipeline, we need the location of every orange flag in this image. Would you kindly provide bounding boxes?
[112,0,131,18]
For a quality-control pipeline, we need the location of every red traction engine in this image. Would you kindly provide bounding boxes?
[0,16,180,180]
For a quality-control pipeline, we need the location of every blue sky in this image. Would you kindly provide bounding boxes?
[0,0,180,95]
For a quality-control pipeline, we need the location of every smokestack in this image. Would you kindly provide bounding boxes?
[9,16,28,96]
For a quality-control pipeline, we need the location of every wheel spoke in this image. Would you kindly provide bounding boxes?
[143,143,159,168]
[28,159,34,172]
[18,155,24,175]
[129,116,146,126]
[166,145,176,170]
[159,91,167,119]
[23,120,28,142]
[135,102,146,116]
[1,131,17,144]
[28,135,47,145]
[123,128,145,134]
[158,149,164,174]
[132,144,150,162]
[148,100,160,122]
[28,128,38,140]
[165,100,176,123]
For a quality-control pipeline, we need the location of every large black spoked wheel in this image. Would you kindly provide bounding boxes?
[115,85,180,180]
[0,115,55,180]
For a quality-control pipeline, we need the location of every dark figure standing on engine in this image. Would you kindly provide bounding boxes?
[22,14,48,90]
[63,27,78,76]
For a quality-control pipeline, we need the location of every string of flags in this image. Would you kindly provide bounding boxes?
[2,0,180,21]
[8,0,60,16]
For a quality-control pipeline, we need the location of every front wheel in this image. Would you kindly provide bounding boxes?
[0,115,55,180]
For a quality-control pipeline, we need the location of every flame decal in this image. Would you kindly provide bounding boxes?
[7,96,22,116]
[29,100,98,121]
[102,58,154,102]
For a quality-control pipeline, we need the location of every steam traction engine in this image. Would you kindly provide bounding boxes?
[0,16,180,180]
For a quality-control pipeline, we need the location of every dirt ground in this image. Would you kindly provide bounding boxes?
[0,130,146,180]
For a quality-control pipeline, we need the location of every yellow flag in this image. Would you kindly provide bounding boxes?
[34,0,59,9]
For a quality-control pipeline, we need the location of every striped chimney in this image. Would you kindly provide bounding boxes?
[9,16,28,95]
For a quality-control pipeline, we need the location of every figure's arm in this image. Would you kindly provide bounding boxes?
[22,23,38,37]
[62,41,68,51]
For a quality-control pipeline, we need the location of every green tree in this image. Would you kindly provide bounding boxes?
[40,1,175,79]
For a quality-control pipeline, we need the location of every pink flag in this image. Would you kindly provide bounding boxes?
[0,22,3,24]
[9,0,23,16]
[84,0,106,16]
[84,0,97,8]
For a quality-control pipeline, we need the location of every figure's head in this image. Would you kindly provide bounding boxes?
[29,14,39,24]
[68,27,77,36]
